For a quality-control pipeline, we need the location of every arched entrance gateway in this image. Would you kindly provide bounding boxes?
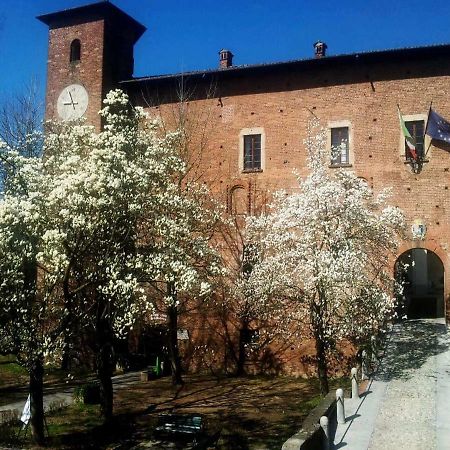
[395,249,445,319]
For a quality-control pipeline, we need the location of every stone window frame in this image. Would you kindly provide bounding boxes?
[327,120,353,168]
[239,127,266,173]
[398,113,431,161]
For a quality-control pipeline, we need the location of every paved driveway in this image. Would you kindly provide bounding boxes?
[0,370,141,419]
[334,319,450,450]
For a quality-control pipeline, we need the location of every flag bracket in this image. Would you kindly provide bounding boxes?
[404,157,428,174]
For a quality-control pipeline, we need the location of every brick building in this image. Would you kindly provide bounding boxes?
[38,2,450,371]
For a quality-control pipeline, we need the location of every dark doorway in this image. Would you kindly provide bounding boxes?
[395,249,445,319]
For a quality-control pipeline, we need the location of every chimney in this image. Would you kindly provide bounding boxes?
[219,49,233,68]
[313,41,327,58]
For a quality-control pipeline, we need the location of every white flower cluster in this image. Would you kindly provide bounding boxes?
[0,89,221,367]
[245,118,406,350]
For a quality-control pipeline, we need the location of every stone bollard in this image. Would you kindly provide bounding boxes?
[320,415,330,450]
[140,370,151,382]
[371,335,378,362]
[336,388,345,424]
[361,350,369,380]
[351,367,359,399]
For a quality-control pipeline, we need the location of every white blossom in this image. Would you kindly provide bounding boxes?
[245,119,405,387]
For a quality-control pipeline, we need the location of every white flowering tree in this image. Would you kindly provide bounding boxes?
[141,183,222,384]
[39,90,199,417]
[140,85,223,385]
[216,217,299,376]
[0,147,64,444]
[0,90,221,438]
[247,120,405,395]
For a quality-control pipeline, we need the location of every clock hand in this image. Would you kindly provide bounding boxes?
[69,92,77,110]
[63,91,78,109]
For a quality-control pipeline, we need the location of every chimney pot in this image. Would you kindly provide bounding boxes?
[219,49,233,68]
[314,41,327,58]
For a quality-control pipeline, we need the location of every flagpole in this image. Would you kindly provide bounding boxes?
[425,101,433,135]
[305,107,318,119]
[425,140,432,158]
[425,101,433,157]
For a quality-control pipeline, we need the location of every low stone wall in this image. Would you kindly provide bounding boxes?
[282,391,336,450]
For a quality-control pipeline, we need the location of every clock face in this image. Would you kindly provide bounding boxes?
[57,84,89,121]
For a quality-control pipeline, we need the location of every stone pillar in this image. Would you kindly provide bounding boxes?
[361,350,369,380]
[351,367,359,399]
[320,415,330,450]
[336,388,345,424]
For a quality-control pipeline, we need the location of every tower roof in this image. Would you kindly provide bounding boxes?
[37,1,146,43]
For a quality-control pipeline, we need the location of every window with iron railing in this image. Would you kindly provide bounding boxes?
[404,120,425,160]
[330,127,349,166]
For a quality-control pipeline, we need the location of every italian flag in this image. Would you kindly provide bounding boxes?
[398,106,417,160]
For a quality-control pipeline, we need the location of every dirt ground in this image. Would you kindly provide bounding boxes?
[114,374,322,449]
[2,374,326,450]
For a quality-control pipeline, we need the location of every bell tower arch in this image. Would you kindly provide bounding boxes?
[38,2,146,129]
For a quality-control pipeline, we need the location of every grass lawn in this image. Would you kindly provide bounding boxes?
[0,374,348,450]
[0,355,92,406]
[0,355,29,389]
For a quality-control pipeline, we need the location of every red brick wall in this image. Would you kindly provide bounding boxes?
[44,19,105,130]
[137,59,450,319]
[42,9,450,313]
[43,9,450,373]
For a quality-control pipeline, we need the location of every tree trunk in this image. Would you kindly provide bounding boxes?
[236,320,249,376]
[218,306,239,374]
[314,332,329,396]
[167,285,183,385]
[98,349,113,421]
[30,357,45,445]
[312,289,330,396]
[60,337,72,371]
[96,299,115,421]
[61,269,73,371]
[24,257,45,444]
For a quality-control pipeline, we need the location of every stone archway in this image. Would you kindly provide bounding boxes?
[395,248,445,319]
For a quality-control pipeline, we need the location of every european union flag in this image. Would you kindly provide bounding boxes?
[426,108,450,144]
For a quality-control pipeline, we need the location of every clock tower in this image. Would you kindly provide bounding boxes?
[38,2,146,129]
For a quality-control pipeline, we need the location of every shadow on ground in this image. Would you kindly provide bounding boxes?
[375,319,448,382]
[1,375,324,449]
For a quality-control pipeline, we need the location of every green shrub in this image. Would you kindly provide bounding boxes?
[73,382,101,404]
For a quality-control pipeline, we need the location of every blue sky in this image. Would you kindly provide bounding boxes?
[1,0,450,103]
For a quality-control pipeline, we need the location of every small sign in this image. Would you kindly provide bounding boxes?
[177,329,189,340]
[149,312,167,324]
[411,219,427,240]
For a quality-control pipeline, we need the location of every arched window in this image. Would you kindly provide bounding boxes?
[70,39,81,63]
[228,185,247,216]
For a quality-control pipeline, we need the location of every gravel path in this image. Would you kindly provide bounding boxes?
[334,319,450,449]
